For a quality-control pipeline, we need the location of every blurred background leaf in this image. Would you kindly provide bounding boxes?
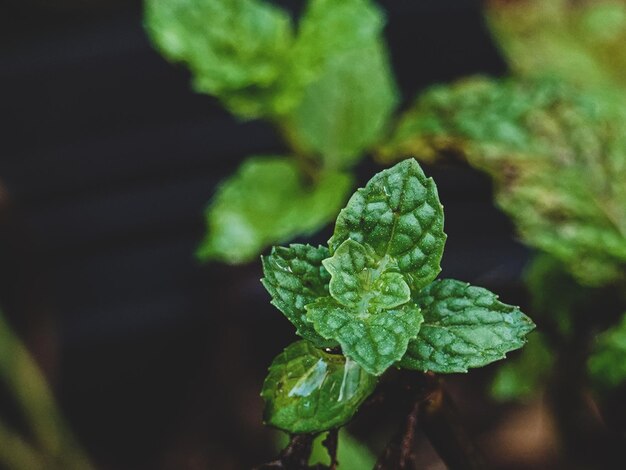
[196,156,352,264]
[588,312,626,392]
[276,428,376,469]
[485,0,626,100]
[380,77,626,287]
[283,0,399,169]
[491,331,553,402]
[145,0,297,118]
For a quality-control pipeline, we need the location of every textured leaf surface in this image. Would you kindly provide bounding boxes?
[400,279,535,373]
[145,0,297,118]
[261,341,377,433]
[262,244,335,347]
[330,159,446,291]
[588,313,626,391]
[485,0,626,94]
[285,0,399,168]
[380,78,626,286]
[323,239,410,311]
[197,157,352,264]
[307,298,423,375]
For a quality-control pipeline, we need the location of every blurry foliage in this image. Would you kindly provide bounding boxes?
[372,0,626,422]
[261,160,533,436]
[0,311,93,470]
[275,428,376,469]
[144,0,626,461]
[588,312,626,392]
[195,157,352,264]
[146,0,398,263]
[145,0,297,118]
[485,0,626,98]
[380,76,626,287]
[490,331,553,402]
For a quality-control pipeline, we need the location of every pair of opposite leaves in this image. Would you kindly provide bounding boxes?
[261,159,535,433]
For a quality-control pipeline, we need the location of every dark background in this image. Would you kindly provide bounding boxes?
[0,1,530,468]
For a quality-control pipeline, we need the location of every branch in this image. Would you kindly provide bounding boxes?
[418,376,485,470]
[375,371,484,470]
[255,434,316,470]
[374,392,420,469]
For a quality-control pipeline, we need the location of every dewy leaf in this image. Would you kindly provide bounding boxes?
[307,297,423,376]
[329,159,446,292]
[197,157,352,264]
[380,77,626,286]
[145,0,298,118]
[323,239,411,311]
[588,313,626,392]
[262,244,336,347]
[485,0,626,96]
[261,340,377,433]
[400,279,535,373]
[284,0,399,168]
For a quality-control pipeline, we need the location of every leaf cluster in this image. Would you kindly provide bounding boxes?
[145,0,399,263]
[261,159,534,433]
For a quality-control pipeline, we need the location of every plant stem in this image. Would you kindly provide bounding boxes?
[374,391,420,469]
[322,429,339,470]
[256,433,316,469]
[0,311,94,469]
[0,418,46,470]
[418,375,484,470]
[273,118,322,185]
[546,312,625,467]
[375,371,484,470]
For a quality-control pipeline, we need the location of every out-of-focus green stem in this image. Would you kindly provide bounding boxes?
[0,418,46,470]
[0,311,94,469]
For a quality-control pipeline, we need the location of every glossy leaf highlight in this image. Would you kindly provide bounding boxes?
[261,341,377,433]
[323,239,410,311]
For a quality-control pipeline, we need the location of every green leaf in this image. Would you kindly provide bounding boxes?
[197,157,352,264]
[485,0,626,95]
[284,0,399,168]
[308,429,375,469]
[323,239,411,311]
[144,0,298,118]
[329,159,446,292]
[276,428,376,470]
[307,297,423,376]
[380,77,626,286]
[262,244,336,347]
[261,340,377,433]
[588,313,626,391]
[490,332,554,402]
[400,279,535,373]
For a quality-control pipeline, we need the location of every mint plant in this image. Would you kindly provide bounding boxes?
[259,159,534,467]
[376,2,626,462]
[145,0,398,264]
